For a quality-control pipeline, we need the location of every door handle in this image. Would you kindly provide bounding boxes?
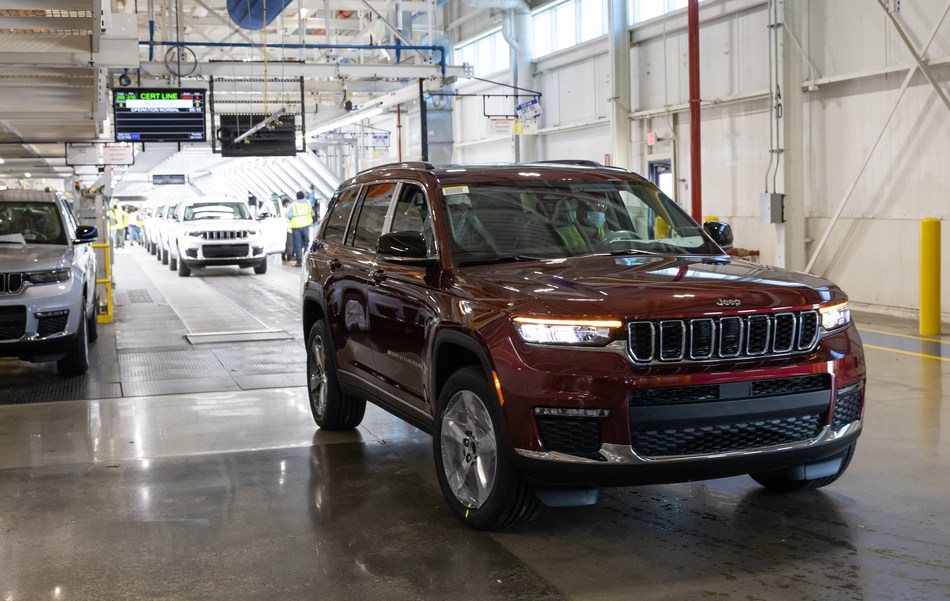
[370,268,386,282]
[328,258,342,271]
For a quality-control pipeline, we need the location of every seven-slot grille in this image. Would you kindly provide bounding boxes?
[628,310,819,363]
[195,230,253,240]
[1,272,25,295]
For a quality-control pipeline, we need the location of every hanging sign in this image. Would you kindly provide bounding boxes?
[515,97,542,120]
[490,118,514,135]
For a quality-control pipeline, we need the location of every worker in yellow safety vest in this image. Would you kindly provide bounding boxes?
[285,191,313,266]
[108,202,126,248]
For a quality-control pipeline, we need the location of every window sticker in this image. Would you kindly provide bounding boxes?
[442,186,470,196]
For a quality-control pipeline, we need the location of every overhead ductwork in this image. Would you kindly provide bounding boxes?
[227,0,296,30]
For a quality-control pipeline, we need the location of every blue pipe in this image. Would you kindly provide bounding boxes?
[141,40,448,78]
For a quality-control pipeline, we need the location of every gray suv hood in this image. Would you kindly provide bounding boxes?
[0,243,70,272]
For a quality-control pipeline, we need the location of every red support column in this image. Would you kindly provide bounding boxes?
[688,0,702,222]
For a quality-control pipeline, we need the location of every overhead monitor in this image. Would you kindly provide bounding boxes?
[113,88,207,142]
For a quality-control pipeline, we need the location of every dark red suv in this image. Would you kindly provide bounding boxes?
[301,162,865,529]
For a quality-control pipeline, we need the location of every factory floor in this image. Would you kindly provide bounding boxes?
[1,245,948,601]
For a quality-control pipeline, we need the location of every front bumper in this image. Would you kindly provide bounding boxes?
[0,276,83,360]
[492,325,866,487]
[180,239,265,267]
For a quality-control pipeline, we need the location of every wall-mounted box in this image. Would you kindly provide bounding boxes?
[760,193,785,224]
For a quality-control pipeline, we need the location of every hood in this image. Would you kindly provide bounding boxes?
[0,243,70,272]
[459,255,845,320]
[179,219,258,232]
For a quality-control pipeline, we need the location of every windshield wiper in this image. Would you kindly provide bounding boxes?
[458,254,547,267]
[600,248,662,257]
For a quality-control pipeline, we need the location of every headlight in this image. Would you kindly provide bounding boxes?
[819,302,850,332]
[26,268,71,285]
[187,231,204,237]
[513,317,622,346]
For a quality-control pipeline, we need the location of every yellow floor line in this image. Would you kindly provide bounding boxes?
[864,343,950,362]
[858,327,948,344]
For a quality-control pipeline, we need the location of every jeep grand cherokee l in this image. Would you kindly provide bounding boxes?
[300,162,866,529]
[0,189,99,375]
[166,197,269,276]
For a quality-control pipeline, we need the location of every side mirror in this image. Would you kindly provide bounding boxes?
[377,231,438,266]
[703,220,733,251]
[74,224,98,244]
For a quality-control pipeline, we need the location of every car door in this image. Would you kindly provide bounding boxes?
[366,181,440,415]
[257,196,286,254]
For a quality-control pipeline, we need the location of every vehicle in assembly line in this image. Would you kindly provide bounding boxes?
[300,162,866,530]
[0,189,99,375]
[166,196,269,276]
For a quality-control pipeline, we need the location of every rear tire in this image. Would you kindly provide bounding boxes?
[57,301,89,376]
[433,367,540,530]
[306,320,365,430]
[750,443,857,492]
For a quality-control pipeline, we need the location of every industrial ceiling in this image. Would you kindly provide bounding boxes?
[0,0,465,181]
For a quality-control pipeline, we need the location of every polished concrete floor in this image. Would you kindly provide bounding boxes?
[2,246,949,600]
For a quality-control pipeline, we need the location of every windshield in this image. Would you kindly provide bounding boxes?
[0,202,67,245]
[439,180,721,265]
[184,202,251,221]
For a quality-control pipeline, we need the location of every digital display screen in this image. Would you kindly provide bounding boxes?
[113,88,207,142]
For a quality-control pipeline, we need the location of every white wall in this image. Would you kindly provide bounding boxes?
[445,0,950,317]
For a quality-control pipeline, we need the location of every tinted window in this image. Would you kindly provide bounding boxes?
[349,183,395,251]
[322,187,360,244]
[389,184,434,255]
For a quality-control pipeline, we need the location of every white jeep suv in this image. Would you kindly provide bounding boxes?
[167,196,268,276]
[0,189,99,375]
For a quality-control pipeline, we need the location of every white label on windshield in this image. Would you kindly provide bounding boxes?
[442,186,470,196]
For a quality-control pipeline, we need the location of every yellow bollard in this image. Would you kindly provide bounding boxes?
[920,218,941,336]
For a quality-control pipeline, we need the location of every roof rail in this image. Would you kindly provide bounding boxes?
[531,159,603,167]
[365,161,436,171]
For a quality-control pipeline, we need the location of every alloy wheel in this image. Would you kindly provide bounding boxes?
[440,390,498,509]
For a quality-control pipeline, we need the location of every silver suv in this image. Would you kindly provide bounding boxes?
[0,189,99,375]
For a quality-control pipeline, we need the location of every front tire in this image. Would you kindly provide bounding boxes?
[161,245,169,265]
[433,367,540,530]
[57,300,89,376]
[86,291,99,343]
[750,443,857,492]
[253,258,268,274]
[169,254,177,271]
[307,320,365,430]
[177,258,191,277]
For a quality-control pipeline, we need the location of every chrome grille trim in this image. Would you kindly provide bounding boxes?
[198,230,252,240]
[689,318,715,360]
[1,272,25,295]
[658,320,686,361]
[627,310,820,364]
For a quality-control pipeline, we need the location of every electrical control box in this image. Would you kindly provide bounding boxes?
[760,193,785,224]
